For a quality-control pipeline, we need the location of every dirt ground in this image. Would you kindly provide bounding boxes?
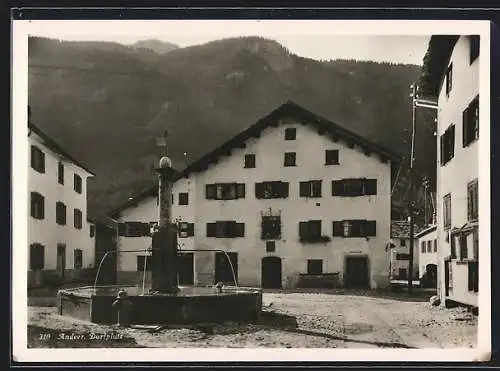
[27,291,477,349]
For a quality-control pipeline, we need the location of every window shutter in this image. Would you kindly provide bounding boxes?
[141,222,151,236]
[299,222,308,239]
[236,183,246,199]
[365,221,376,236]
[463,108,468,147]
[206,223,216,237]
[206,184,216,199]
[450,234,456,259]
[235,223,245,237]
[333,221,343,237]
[351,220,365,237]
[187,223,195,237]
[299,182,309,197]
[332,180,343,196]
[440,135,445,165]
[468,262,474,291]
[449,125,455,159]
[312,181,322,197]
[255,183,263,199]
[365,179,377,195]
[281,182,289,198]
[118,223,125,236]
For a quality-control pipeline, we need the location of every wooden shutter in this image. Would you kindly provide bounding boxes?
[236,183,246,199]
[365,220,376,236]
[333,221,343,237]
[235,223,245,237]
[206,223,217,237]
[463,108,469,147]
[440,135,445,165]
[206,184,216,199]
[299,181,309,197]
[281,182,289,198]
[365,179,377,195]
[118,223,125,236]
[312,181,322,197]
[449,125,455,160]
[299,222,308,239]
[255,183,264,199]
[450,233,457,258]
[141,222,151,236]
[187,223,195,237]
[351,220,365,237]
[332,180,343,196]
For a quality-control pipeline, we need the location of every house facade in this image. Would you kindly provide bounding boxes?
[416,225,438,288]
[434,35,480,308]
[28,112,95,286]
[389,220,422,281]
[111,102,399,290]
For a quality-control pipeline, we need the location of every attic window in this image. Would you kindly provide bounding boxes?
[285,128,296,140]
[284,152,296,167]
[325,150,339,165]
[244,154,256,168]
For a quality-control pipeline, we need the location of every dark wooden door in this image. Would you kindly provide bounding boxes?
[177,252,194,285]
[214,252,238,285]
[261,256,282,289]
[344,256,369,289]
[426,264,438,288]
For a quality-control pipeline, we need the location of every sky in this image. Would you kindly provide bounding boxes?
[23,20,432,65]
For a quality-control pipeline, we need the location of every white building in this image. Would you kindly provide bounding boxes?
[28,110,95,286]
[389,220,422,281]
[431,35,479,309]
[416,225,438,288]
[110,101,400,290]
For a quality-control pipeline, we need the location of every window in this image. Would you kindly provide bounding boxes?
[74,209,82,229]
[332,178,377,196]
[90,224,95,238]
[177,222,195,238]
[137,256,153,271]
[473,229,479,260]
[427,240,432,253]
[74,174,82,194]
[445,63,453,96]
[118,222,151,237]
[434,239,437,253]
[459,233,468,260]
[396,253,410,260]
[206,221,245,238]
[58,162,64,184]
[468,261,478,292]
[261,216,281,240]
[470,35,480,63]
[399,268,408,280]
[244,154,256,168]
[440,124,455,165]
[255,181,289,199]
[29,244,44,270]
[443,193,451,229]
[299,220,322,242]
[74,249,83,269]
[178,192,189,205]
[30,145,45,173]
[266,241,276,252]
[307,259,323,275]
[299,180,322,198]
[400,239,406,247]
[332,220,376,238]
[463,96,479,147]
[285,127,296,140]
[450,233,457,259]
[205,183,245,200]
[284,152,296,167]
[421,241,426,254]
[467,179,479,222]
[56,201,66,225]
[30,192,44,219]
[325,150,339,165]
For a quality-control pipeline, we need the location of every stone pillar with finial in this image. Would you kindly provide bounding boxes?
[151,136,179,294]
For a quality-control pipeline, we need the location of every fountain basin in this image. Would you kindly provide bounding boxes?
[57,285,263,325]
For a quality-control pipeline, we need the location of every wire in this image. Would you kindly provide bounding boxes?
[391,156,406,196]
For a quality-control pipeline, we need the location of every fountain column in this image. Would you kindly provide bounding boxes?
[151,156,179,294]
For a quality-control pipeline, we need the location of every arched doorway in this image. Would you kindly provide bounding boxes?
[261,256,282,289]
[425,264,438,288]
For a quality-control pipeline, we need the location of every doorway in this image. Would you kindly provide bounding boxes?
[56,244,66,279]
[177,252,194,285]
[344,256,369,289]
[444,260,451,296]
[261,256,282,289]
[214,252,238,285]
[425,264,438,288]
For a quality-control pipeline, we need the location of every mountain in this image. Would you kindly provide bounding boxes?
[130,39,180,54]
[28,36,436,221]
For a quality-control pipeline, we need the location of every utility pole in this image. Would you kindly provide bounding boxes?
[408,82,417,294]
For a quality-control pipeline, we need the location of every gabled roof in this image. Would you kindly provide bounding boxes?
[28,121,95,176]
[391,220,425,239]
[108,186,157,218]
[415,224,437,239]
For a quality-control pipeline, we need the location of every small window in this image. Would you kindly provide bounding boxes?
[74,209,83,229]
[470,35,480,64]
[74,174,82,194]
[206,183,245,200]
[460,233,468,260]
[285,127,296,140]
[468,261,478,292]
[421,241,426,254]
[463,96,479,148]
[255,181,289,199]
[178,222,195,238]
[137,256,153,271]
[396,253,410,260]
[29,243,44,270]
[266,241,276,253]
[261,216,281,240]
[118,222,150,237]
[90,224,95,238]
[434,239,437,253]
[30,146,45,173]
[440,124,455,166]
[58,162,64,185]
[299,180,322,198]
[427,240,432,253]
[332,179,377,196]
[178,192,189,205]
[325,150,339,165]
[400,239,406,247]
[443,193,452,229]
[332,220,375,238]
[307,259,323,275]
[56,201,66,225]
[244,154,256,168]
[74,249,83,269]
[299,220,322,242]
[467,180,479,222]
[445,63,453,96]
[284,152,296,167]
[206,221,244,238]
[30,192,45,220]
